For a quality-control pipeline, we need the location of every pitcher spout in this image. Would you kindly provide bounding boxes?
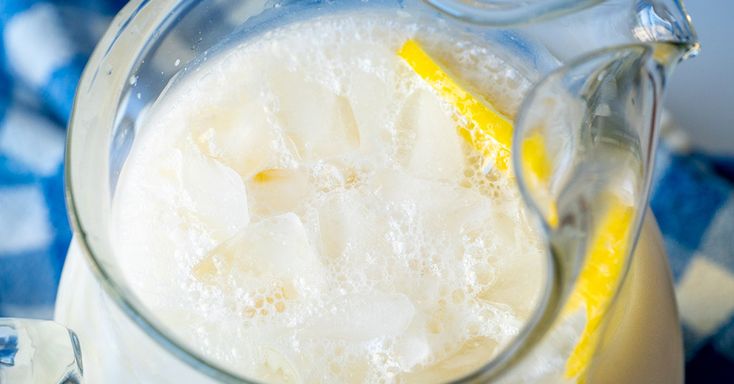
[503,2,700,379]
[634,0,700,61]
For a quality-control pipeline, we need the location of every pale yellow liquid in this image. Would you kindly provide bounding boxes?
[111,10,583,384]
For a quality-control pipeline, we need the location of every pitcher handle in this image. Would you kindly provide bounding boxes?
[0,318,83,383]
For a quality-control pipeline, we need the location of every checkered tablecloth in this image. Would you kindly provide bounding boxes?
[1,1,733,382]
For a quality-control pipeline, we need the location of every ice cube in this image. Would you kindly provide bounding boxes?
[395,90,465,182]
[255,346,301,384]
[371,169,490,235]
[179,151,249,240]
[394,333,431,370]
[246,168,311,218]
[269,69,360,160]
[316,190,390,265]
[317,196,351,262]
[316,191,373,262]
[347,70,399,155]
[188,89,279,179]
[193,213,323,291]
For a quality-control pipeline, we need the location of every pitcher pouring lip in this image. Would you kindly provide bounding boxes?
[633,0,700,61]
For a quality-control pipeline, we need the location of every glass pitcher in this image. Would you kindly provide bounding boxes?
[1,0,699,383]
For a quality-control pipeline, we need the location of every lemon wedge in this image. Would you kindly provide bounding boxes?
[519,131,558,227]
[398,39,635,382]
[563,194,634,380]
[399,39,557,223]
[398,39,514,172]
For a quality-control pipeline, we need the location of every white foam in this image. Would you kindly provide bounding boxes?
[111,11,544,383]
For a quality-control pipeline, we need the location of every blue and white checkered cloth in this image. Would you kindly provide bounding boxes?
[0,1,732,382]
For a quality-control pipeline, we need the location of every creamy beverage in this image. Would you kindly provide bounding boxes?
[109,11,547,383]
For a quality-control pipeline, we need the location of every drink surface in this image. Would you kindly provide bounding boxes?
[111,10,545,383]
